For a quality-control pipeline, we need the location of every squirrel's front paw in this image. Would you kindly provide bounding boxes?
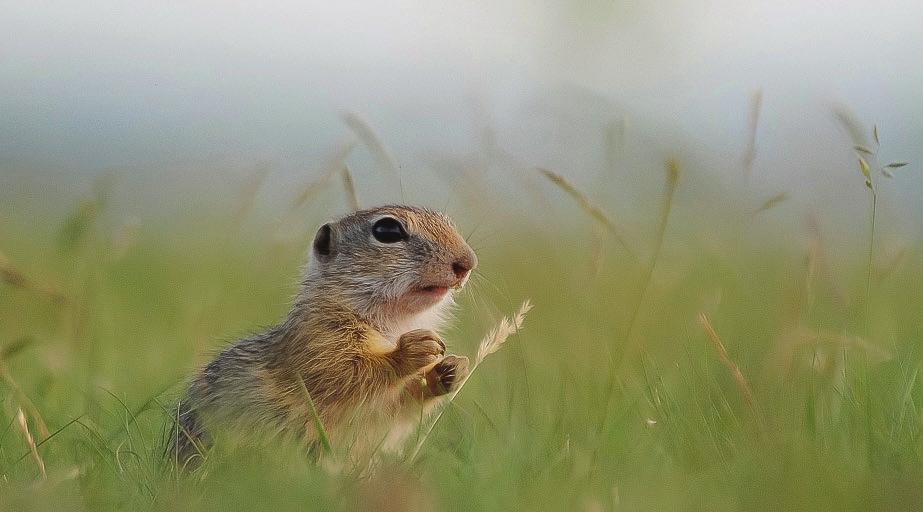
[425,355,469,396]
[392,329,445,376]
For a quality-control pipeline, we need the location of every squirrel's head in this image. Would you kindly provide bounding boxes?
[306,205,477,323]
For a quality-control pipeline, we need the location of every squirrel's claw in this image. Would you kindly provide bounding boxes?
[427,354,469,396]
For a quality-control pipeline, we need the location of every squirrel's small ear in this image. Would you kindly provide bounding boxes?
[312,223,334,259]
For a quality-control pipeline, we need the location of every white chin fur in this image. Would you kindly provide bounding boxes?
[387,291,455,338]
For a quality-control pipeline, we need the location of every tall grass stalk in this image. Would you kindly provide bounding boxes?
[594,160,679,449]
[865,184,878,326]
[837,121,910,328]
[617,159,680,366]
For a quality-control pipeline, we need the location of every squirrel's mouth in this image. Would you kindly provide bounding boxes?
[411,285,451,298]
[408,275,466,300]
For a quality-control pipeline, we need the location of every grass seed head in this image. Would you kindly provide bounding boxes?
[476,300,533,364]
[15,408,46,480]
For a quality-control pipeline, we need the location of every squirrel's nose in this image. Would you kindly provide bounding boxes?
[452,260,471,279]
[451,252,477,279]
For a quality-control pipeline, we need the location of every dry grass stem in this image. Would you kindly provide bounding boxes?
[341,166,361,212]
[289,168,340,212]
[2,363,51,439]
[536,168,637,261]
[833,106,868,147]
[273,142,357,246]
[110,217,142,261]
[605,117,628,177]
[697,313,764,430]
[1,337,50,439]
[805,214,848,308]
[875,246,907,282]
[231,167,269,228]
[751,191,789,216]
[589,223,605,278]
[774,327,891,373]
[342,112,401,180]
[0,250,29,288]
[664,159,681,201]
[289,141,357,212]
[742,89,763,182]
[0,250,67,304]
[15,408,46,480]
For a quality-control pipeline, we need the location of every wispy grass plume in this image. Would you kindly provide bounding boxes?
[408,300,533,463]
[474,300,533,364]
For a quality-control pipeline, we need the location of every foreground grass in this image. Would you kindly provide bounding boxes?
[1,189,922,511]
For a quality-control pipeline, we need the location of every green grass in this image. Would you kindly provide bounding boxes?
[1,176,922,511]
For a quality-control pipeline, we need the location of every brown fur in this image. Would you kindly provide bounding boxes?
[168,205,476,467]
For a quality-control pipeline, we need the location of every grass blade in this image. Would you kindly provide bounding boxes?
[295,373,332,455]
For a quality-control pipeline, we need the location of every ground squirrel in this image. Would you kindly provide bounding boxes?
[169,205,477,467]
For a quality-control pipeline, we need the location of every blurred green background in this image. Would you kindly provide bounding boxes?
[2,1,923,511]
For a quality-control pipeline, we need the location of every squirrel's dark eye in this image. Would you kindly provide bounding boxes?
[372,217,408,243]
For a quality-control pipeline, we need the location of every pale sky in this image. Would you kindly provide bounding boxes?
[2,1,921,225]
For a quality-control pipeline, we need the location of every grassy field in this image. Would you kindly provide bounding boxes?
[1,154,922,511]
